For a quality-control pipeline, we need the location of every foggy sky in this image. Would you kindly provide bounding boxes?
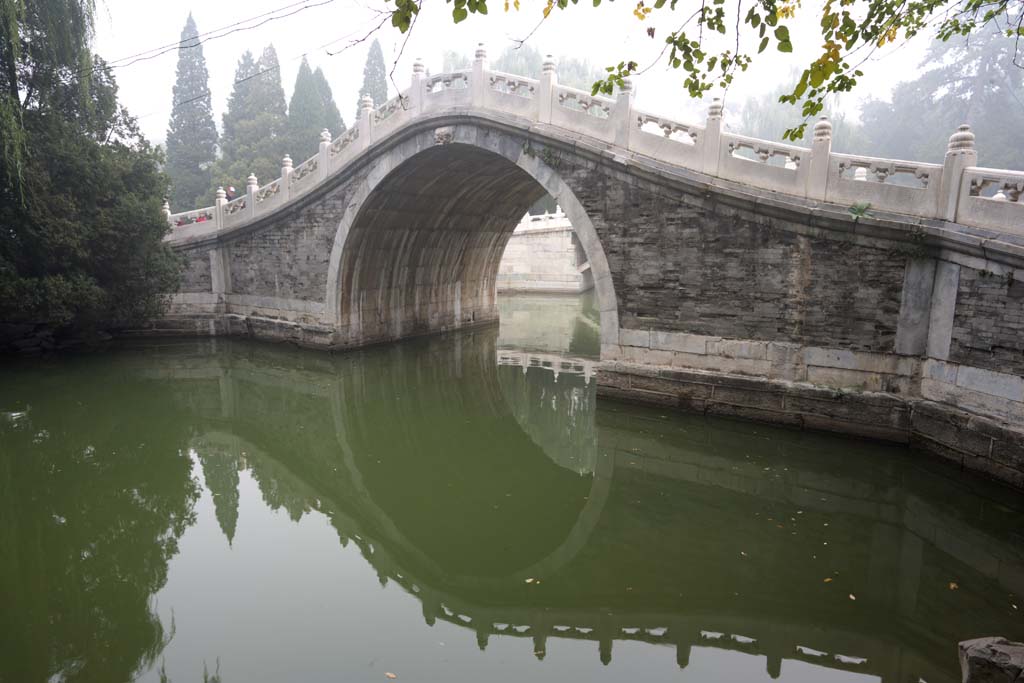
[92,0,930,146]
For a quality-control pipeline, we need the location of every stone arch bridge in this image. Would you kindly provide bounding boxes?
[157,46,1024,488]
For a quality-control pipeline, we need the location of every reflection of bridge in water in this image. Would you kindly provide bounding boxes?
[138,332,1024,683]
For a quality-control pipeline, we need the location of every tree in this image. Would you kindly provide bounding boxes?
[384,0,1024,141]
[0,2,180,342]
[210,45,289,199]
[356,38,388,116]
[736,72,865,153]
[164,14,218,211]
[858,30,1024,169]
[286,58,345,163]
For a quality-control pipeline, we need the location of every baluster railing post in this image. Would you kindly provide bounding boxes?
[281,154,293,202]
[806,116,832,200]
[614,77,634,149]
[939,124,976,221]
[410,57,426,116]
[214,186,226,229]
[539,55,557,125]
[246,173,258,217]
[471,43,488,109]
[161,198,171,224]
[318,128,331,182]
[702,98,723,176]
[357,94,375,152]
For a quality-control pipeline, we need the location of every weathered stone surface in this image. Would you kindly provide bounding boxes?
[951,267,1024,376]
[959,637,1024,683]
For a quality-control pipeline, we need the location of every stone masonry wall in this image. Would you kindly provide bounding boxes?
[179,248,212,293]
[950,267,1024,376]
[558,160,905,353]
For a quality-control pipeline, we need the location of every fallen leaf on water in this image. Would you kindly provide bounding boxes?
[525,578,535,584]
[849,594,857,601]
[823,578,833,583]
[949,582,959,590]
[385,674,397,680]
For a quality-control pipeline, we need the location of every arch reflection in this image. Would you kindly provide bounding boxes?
[2,302,1023,682]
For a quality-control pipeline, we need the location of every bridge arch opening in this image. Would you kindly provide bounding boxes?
[323,131,618,351]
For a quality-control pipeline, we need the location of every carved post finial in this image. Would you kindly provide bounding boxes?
[474,42,487,61]
[320,128,331,143]
[359,94,374,119]
[161,198,171,219]
[215,186,226,201]
[621,77,634,93]
[246,173,258,190]
[542,54,557,74]
[413,57,425,75]
[282,154,293,170]
[947,123,976,155]
[939,123,978,222]
[707,97,723,120]
[813,116,833,141]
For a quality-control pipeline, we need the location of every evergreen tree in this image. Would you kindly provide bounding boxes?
[286,58,345,163]
[210,45,289,200]
[164,14,218,211]
[0,1,180,341]
[355,39,388,117]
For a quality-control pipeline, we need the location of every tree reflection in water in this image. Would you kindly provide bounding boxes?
[0,294,1022,683]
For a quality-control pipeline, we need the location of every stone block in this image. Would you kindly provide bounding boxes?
[619,327,651,348]
[955,365,1024,402]
[650,330,715,354]
[958,637,1024,683]
[707,339,768,360]
[804,347,916,376]
[922,358,958,383]
[671,352,772,377]
[711,385,784,410]
[807,366,885,392]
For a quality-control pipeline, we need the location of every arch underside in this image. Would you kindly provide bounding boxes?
[338,144,549,345]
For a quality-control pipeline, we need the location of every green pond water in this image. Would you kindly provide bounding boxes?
[1,293,1022,683]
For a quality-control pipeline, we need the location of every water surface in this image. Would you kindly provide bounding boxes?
[1,293,1022,683]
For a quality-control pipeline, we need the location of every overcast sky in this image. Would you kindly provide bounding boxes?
[92,0,931,145]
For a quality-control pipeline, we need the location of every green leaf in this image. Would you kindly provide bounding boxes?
[758,36,770,52]
[777,39,793,52]
[453,6,468,22]
[774,25,790,40]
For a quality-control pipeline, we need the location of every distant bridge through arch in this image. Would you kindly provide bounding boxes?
[155,45,1024,489]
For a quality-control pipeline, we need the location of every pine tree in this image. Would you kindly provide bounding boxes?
[286,58,345,163]
[355,39,388,117]
[210,45,289,199]
[313,67,344,137]
[164,14,218,210]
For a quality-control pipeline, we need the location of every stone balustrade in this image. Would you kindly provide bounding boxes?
[166,43,1022,239]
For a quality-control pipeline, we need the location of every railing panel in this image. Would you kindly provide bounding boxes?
[718,132,809,195]
[550,85,616,142]
[221,195,249,229]
[328,127,361,172]
[629,111,704,171]
[373,93,414,139]
[826,153,942,217]
[167,206,218,241]
[288,155,320,199]
[483,71,539,119]
[957,167,1024,233]
[254,178,285,216]
[422,71,471,113]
